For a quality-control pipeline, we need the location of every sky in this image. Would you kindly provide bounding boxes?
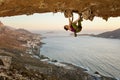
[0,13,120,34]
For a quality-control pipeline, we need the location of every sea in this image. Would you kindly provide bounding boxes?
[39,31,120,79]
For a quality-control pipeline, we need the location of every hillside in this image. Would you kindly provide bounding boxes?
[0,22,34,52]
[15,28,32,34]
[95,28,120,39]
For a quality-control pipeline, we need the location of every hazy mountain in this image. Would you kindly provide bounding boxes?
[0,21,34,51]
[96,28,120,39]
[0,21,16,33]
[15,28,32,34]
[5,26,16,30]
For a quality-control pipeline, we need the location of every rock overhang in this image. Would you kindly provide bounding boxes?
[0,0,120,21]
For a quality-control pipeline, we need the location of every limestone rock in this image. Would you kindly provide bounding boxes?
[0,0,120,20]
[0,56,12,69]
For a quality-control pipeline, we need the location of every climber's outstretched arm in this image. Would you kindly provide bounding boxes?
[69,17,72,25]
[72,14,80,24]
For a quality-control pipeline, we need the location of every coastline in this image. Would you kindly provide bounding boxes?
[39,35,117,80]
[0,33,117,80]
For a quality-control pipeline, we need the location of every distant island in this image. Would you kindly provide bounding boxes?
[94,28,120,39]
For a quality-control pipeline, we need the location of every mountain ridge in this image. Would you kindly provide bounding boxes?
[0,21,34,52]
[95,28,120,39]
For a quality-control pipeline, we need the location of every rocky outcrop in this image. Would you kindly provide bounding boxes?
[0,56,12,69]
[0,51,117,80]
[0,0,120,20]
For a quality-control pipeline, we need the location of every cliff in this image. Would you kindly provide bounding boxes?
[0,0,120,20]
[0,22,34,52]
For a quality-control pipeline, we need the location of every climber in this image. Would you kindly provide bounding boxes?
[64,13,83,37]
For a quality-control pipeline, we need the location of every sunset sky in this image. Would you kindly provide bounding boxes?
[0,13,120,34]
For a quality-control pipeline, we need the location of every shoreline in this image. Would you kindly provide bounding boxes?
[39,56,117,80]
[0,32,117,80]
[39,35,117,80]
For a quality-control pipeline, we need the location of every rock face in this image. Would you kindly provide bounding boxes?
[0,56,12,69]
[0,0,120,20]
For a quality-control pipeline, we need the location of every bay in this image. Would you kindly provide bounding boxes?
[40,31,120,79]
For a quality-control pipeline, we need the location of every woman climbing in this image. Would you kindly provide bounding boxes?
[64,13,83,37]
